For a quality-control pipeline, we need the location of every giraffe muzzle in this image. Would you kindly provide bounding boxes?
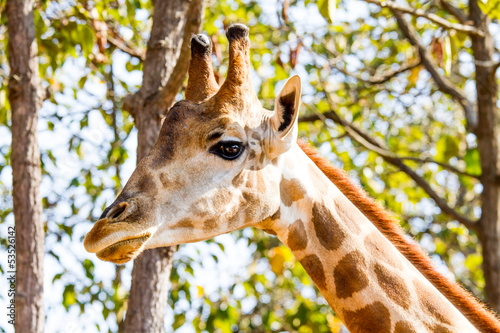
[84,213,155,262]
[95,235,151,264]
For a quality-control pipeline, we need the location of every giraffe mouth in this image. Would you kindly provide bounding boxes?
[96,235,151,264]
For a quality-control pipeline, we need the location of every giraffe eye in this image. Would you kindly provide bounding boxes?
[210,141,244,160]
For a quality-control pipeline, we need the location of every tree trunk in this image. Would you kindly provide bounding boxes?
[469,0,500,313]
[121,1,205,331]
[6,0,44,332]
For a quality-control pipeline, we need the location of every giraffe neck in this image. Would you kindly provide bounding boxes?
[265,143,476,333]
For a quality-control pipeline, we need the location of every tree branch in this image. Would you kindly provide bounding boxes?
[399,156,480,179]
[365,0,484,36]
[299,106,479,231]
[107,33,145,61]
[475,59,500,72]
[331,59,422,85]
[392,11,478,133]
[437,0,468,24]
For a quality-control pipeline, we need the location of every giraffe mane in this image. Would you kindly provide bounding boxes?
[298,140,500,333]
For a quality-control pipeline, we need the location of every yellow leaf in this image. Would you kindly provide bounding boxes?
[269,247,286,275]
[408,66,421,85]
[328,313,343,333]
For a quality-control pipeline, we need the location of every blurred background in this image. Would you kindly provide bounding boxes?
[1,0,499,332]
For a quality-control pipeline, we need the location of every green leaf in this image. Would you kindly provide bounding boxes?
[52,272,63,283]
[435,135,459,163]
[173,313,186,330]
[79,25,95,57]
[465,253,482,271]
[478,0,500,20]
[62,284,77,310]
[464,149,481,176]
[83,259,95,279]
[317,0,337,24]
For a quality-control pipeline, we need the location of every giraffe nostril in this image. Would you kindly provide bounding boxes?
[105,202,129,221]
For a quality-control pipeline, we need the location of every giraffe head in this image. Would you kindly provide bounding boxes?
[84,24,301,264]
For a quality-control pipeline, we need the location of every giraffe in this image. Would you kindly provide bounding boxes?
[84,24,500,332]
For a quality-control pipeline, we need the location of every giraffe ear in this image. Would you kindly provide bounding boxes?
[271,75,301,141]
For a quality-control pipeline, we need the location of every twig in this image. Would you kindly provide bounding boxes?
[365,0,484,37]
[330,59,422,85]
[399,156,480,179]
[300,110,480,178]
[438,0,468,24]
[474,59,500,71]
[393,11,478,133]
[107,34,145,61]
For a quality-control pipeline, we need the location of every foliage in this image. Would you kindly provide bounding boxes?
[0,0,499,331]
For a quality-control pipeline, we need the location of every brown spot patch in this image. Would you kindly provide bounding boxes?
[312,203,345,251]
[270,209,280,220]
[232,171,246,187]
[159,172,169,188]
[213,189,233,208]
[137,174,157,196]
[333,250,369,299]
[263,228,277,236]
[374,263,411,309]
[287,220,308,251]
[259,153,265,165]
[175,218,194,228]
[151,101,194,167]
[248,150,256,160]
[299,254,326,290]
[426,324,453,333]
[280,177,306,206]
[251,132,261,140]
[242,191,260,218]
[204,218,217,230]
[414,279,453,326]
[343,301,391,333]
[364,231,403,269]
[394,321,417,333]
